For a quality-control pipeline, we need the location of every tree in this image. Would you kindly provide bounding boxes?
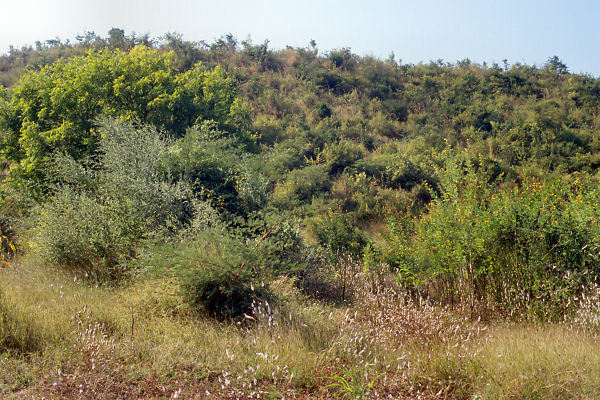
[108,28,127,49]
[545,55,568,75]
[0,45,250,188]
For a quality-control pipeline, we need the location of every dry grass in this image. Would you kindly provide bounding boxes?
[2,261,600,399]
[478,324,600,399]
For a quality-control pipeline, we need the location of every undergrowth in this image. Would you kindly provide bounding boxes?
[2,260,600,399]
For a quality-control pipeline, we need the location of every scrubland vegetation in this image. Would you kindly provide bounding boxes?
[2,30,600,398]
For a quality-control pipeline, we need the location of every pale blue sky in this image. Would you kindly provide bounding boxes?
[1,0,599,75]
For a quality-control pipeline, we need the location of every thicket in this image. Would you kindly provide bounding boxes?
[0,45,250,190]
[383,154,600,318]
[1,30,600,320]
[147,214,313,319]
[30,119,197,279]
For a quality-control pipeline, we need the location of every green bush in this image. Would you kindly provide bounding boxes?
[316,211,368,261]
[186,251,269,319]
[162,121,250,213]
[316,140,364,175]
[385,155,433,190]
[30,119,197,279]
[331,172,413,220]
[173,216,310,319]
[368,111,402,138]
[0,213,15,262]
[385,155,600,317]
[238,163,270,212]
[261,144,304,178]
[273,165,330,205]
[243,215,309,276]
[0,46,250,187]
[313,102,332,119]
[31,188,139,278]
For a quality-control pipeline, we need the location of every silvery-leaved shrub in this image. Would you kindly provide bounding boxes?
[30,119,197,279]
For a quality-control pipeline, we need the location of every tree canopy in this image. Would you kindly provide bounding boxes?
[0,45,249,184]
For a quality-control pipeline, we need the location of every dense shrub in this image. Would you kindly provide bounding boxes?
[30,119,197,278]
[331,172,413,220]
[3,31,600,325]
[238,166,269,211]
[162,121,249,213]
[182,232,270,319]
[272,165,330,205]
[384,154,433,190]
[0,45,250,187]
[259,143,305,182]
[368,111,403,138]
[316,211,368,261]
[166,215,311,319]
[316,140,364,175]
[385,156,600,318]
[31,188,139,278]
[0,211,15,261]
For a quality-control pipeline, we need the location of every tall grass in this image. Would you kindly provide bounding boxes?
[2,260,600,398]
[0,261,340,397]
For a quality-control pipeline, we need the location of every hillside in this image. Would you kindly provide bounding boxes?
[1,31,600,399]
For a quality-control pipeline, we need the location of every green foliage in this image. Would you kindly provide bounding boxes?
[384,154,433,190]
[258,142,305,181]
[238,165,269,211]
[162,121,249,213]
[30,119,197,278]
[273,165,330,205]
[324,367,382,399]
[3,32,600,396]
[316,140,364,175]
[182,231,269,319]
[0,204,16,265]
[237,211,310,277]
[1,31,600,322]
[385,154,600,317]
[316,211,368,261]
[157,214,311,319]
[328,48,356,71]
[368,110,402,138]
[0,289,45,354]
[332,173,389,220]
[31,187,139,278]
[314,102,332,119]
[545,55,568,75]
[0,45,249,186]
